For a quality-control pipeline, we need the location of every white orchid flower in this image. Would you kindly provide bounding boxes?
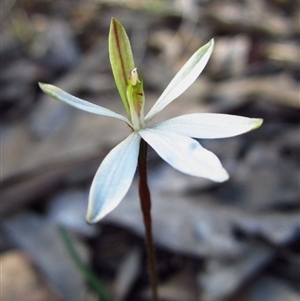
[39,18,263,223]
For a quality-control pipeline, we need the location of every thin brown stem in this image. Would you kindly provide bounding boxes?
[138,139,159,301]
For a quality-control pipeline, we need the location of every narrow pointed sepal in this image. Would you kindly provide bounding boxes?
[109,18,135,117]
[145,39,214,121]
[86,133,141,223]
[38,83,130,123]
[139,129,229,182]
[153,114,263,138]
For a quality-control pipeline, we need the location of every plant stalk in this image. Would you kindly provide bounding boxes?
[138,139,159,301]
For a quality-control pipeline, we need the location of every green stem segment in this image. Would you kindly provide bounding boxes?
[138,139,159,301]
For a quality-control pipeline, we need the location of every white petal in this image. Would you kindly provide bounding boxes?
[39,83,130,123]
[145,39,214,121]
[153,113,263,138]
[86,133,140,223]
[139,129,229,182]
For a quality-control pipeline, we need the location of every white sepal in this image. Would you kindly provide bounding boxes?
[139,128,229,182]
[86,133,140,223]
[39,83,130,123]
[145,39,214,121]
[153,113,263,139]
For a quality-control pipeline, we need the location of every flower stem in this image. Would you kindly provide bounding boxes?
[138,139,159,301]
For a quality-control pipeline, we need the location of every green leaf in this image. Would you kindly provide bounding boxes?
[58,226,114,301]
[109,18,135,117]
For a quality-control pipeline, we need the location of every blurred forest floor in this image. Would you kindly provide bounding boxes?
[1,0,300,301]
